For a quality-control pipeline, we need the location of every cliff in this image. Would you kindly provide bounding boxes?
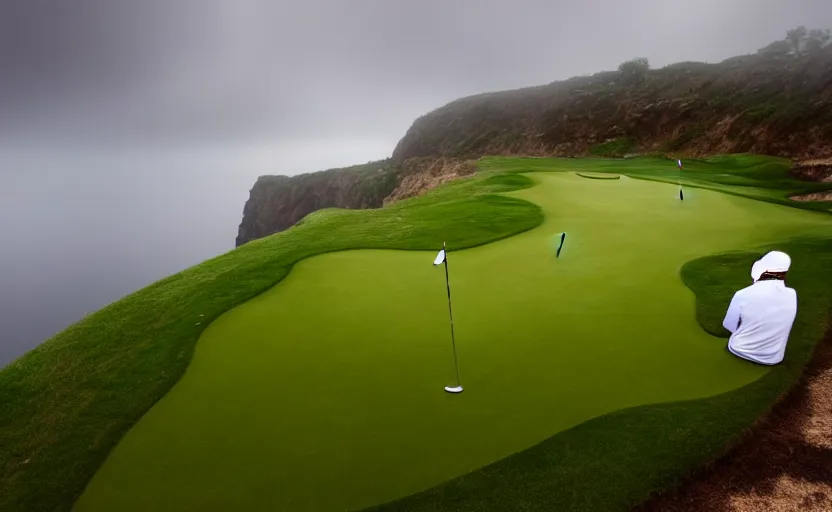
[392,45,832,163]
[238,38,832,245]
[236,161,398,246]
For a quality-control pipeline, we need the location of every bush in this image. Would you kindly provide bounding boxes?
[618,58,650,84]
[590,137,637,157]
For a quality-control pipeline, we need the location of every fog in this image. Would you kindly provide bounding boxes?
[0,138,393,365]
[1,0,831,364]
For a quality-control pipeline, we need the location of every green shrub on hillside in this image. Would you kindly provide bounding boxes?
[589,138,637,157]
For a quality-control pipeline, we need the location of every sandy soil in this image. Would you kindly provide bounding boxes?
[790,191,832,202]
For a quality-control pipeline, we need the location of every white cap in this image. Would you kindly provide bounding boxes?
[751,251,791,281]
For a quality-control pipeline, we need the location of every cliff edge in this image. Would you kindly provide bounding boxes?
[236,161,398,247]
[238,35,832,245]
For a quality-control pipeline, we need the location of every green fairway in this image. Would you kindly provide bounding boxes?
[75,172,830,511]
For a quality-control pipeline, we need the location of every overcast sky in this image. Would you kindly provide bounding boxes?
[2,0,832,153]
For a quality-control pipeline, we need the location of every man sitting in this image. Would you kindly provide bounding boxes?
[722,251,797,365]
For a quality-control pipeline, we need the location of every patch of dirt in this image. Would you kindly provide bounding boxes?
[383,157,476,205]
[798,158,832,167]
[636,318,832,512]
[790,191,832,202]
[790,159,832,183]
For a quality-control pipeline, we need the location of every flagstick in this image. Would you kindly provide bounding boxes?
[441,241,463,394]
[677,160,684,201]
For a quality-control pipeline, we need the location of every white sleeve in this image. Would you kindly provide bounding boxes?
[722,293,742,333]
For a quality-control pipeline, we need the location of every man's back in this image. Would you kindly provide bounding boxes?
[723,280,797,365]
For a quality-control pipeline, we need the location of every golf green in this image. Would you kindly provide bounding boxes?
[75,172,831,511]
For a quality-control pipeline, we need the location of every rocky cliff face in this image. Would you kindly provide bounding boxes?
[382,157,477,205]
[392,46,832,162]
[235,161,398,246]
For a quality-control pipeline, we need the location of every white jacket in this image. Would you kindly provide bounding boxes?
[722,280,797,365]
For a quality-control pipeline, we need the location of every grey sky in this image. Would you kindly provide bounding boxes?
[2,0,832,149]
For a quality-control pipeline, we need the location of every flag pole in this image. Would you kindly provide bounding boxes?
[677,159,684,201]
[441,241,463,393]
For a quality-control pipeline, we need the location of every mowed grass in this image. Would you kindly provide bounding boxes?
[369,237,832,512]
[482,154,832,213]
[75,170,831,511]
[0,174,541,511]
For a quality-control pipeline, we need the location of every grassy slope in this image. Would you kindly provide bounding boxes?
[1,154,829,511]
[77,171,826,511]
[0,174,542,511]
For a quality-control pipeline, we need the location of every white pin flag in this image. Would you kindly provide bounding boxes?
[432,243,462,393]
[677,159,683,168]
[433,249,446,266]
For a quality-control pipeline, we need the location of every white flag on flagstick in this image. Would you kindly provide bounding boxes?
[433,249,446,266]
[677,159,683,168]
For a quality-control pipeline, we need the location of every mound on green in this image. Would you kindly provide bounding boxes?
[576,171,621,180]
[74,169,830,511]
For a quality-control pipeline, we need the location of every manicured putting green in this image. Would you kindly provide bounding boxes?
[75,174,831,512]
[576,171,620,179]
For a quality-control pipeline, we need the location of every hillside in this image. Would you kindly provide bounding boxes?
[392,46,832,162]
[238,37,832,245]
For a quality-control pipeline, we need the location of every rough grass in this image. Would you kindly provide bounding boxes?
[0,174,542,511]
